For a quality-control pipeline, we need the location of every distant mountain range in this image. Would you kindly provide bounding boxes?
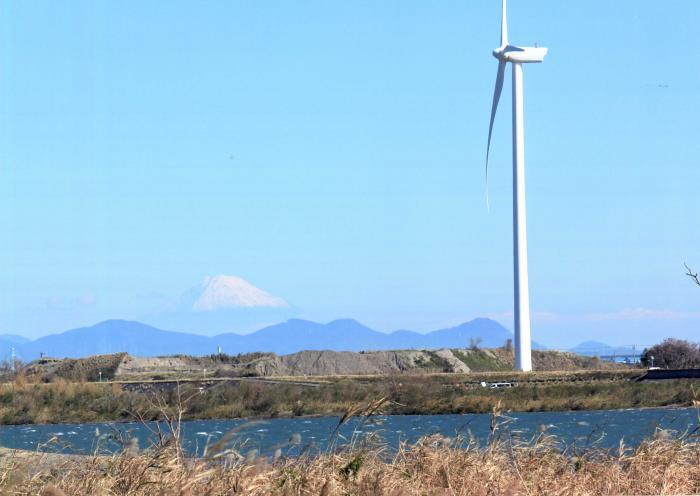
[568,341,640,357]
[2,318,548,360]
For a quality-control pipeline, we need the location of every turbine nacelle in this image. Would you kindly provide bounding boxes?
[493,45,548,64]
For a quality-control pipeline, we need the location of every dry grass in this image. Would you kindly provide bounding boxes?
[2,432,699,495]
[1,375,698,425]
[1,395,699,496]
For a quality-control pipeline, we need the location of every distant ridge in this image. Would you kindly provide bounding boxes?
[0,334,30,345]
[5,318,546,360]
[569,341,638,357]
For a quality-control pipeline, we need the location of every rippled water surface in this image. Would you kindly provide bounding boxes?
[1,407,697,457]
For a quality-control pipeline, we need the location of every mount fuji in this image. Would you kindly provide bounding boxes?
[177,275,289,311]
[149,275,295,333]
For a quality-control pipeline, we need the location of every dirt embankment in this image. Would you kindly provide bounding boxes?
[22,348,619,382]
[112,349,470,379]
[23,353,127,382]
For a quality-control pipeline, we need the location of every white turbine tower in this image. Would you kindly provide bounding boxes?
[485,0,547,372]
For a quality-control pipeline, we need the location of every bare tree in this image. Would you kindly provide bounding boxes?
[0,359,25,383]
[469,337,483,351]
[641,338,700,369]
[503,339,514,353]
[684,263,700,287]
[124,382,204,462]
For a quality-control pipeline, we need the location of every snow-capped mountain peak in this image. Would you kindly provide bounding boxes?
[189,275,288,311]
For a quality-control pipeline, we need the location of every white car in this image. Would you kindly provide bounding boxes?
[489,382,513,389]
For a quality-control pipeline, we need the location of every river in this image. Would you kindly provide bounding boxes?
[1,407,697,458]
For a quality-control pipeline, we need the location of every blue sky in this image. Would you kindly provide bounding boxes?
[1,1,699,347]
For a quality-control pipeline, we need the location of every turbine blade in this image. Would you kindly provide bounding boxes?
[501,0,508,46]
[486,60,506,210]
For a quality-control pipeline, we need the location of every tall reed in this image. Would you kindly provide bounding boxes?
[1,397,698,495]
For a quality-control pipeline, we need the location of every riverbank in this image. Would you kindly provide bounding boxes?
[1,372,697,425]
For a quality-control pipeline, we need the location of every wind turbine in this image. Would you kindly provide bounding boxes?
[485,0,547,372]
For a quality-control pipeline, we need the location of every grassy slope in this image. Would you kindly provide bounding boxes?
[0,374,697,425]
[452,349,512,372]
[449,348,615,373]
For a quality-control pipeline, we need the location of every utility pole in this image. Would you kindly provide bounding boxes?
[10,347,16,373]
